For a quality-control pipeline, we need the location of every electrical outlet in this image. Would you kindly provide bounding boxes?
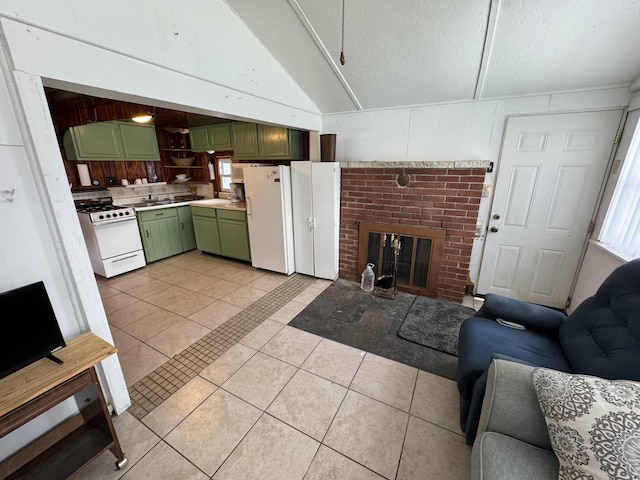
[482,184,492,197]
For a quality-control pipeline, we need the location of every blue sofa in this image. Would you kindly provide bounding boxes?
[457,258,640,445]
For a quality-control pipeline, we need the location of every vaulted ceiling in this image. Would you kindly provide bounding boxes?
[224,0,640,114]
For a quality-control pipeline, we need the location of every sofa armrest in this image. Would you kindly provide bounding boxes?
[477,358,552,451]
[477,293,566,334]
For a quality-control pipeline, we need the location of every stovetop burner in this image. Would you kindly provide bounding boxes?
[77,204,136,223]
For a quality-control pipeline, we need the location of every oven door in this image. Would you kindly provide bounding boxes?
[93,217,143,259]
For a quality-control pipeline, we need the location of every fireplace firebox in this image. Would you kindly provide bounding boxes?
[358,222,445,298]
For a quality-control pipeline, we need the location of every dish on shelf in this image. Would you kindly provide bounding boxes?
[174,177,191,183]
[171,156,195,166]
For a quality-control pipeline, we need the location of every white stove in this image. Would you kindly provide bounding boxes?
[77,205,137,223]
[77,202,146,278]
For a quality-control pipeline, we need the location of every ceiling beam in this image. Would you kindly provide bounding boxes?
[474,0,501,100]
[287,0,362,110]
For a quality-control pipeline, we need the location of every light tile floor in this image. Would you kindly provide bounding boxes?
[80,250,471,480]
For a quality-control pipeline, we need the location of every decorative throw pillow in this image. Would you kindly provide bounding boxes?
[532,368,640,480]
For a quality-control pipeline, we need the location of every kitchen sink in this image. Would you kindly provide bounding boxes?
[123,195,205,208]
[125,199,175,207]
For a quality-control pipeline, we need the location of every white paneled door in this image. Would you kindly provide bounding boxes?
[478,110,623,309]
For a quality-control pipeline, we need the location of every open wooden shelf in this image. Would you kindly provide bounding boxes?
[0,333,127,480]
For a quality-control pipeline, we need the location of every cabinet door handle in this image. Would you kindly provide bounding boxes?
[145,230,149,238]
[155,212,164,217]
[181,222,185,230]
[307,217,313,231]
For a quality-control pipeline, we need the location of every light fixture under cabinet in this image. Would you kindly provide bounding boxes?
[131,114,153,123]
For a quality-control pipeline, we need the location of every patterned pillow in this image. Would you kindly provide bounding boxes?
[532,368,640,480]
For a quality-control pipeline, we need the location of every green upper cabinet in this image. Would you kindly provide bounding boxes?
[258,124,290,158]
[231,122,260,159]
[63,121,160,161]
[190,124,233,152]
[189,126,210,152]
[232,122,303,160]
[118,122,160,160]
[64,122,122,160]
[209,124,233,150]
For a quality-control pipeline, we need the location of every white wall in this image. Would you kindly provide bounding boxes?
[0,0,322,460]
[323,88,633,283]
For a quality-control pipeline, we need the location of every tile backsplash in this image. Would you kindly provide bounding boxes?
[72,182,215,204]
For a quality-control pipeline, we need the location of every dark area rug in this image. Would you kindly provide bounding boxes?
[397,297,476,356]
[289,279,476,380]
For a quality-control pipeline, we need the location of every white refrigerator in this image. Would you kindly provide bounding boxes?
[291,161,341,280]
[243,165,295,275]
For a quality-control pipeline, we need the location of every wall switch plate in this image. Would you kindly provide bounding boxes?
[482,184,492,197]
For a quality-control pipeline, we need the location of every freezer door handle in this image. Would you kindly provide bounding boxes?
[246,197,252,216]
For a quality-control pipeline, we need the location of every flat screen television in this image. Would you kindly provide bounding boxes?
[0,281,66,380]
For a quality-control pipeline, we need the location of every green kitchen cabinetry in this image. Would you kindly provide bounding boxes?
[64,121,160,161]
[230,122,260,159]
[177,206,197,251]
[231,122,303,160]
[217,209,251,261]
[118,122,160,160]
[189,124,233,152]
[191,206,221,255]
[137,208,183,263]
[64,122,122,160]
[190,206,250,261]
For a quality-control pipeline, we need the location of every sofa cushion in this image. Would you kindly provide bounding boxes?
[472,432,558,480]
[558,259,640,381]
[532,368,640,480]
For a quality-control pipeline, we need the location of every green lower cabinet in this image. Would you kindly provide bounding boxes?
[138,209,183,263]
[177,206,197,251]
[218,218,251,261]
[191,206,250,261]
[191,207,221,254]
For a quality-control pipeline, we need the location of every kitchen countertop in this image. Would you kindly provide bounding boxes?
[121,198,246,212]
[189,199,247,211]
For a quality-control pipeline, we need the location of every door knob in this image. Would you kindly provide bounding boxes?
[493,214,501,220]
[490,226,499,233]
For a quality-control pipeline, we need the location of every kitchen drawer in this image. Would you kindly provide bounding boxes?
[190,206,217,218]
[138,208,178,222]
[217,209,246,221]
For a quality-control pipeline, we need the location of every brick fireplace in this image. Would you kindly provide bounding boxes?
[339,162,487,303]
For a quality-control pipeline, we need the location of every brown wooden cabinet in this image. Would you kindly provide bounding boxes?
[0,333,127,480]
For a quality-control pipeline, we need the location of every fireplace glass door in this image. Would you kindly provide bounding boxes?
[359,223,444,297]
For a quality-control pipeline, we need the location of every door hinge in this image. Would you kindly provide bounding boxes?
[614,129,622,144]
[587,220,595,235]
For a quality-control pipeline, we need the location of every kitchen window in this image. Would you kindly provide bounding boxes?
[218,157,232,191]
[599,109,640,260]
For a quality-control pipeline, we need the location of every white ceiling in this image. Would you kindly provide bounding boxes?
[224,0,640,114]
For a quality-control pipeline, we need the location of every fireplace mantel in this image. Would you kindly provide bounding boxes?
[338,160,491,169]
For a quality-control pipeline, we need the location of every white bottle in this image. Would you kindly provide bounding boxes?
[361,263,375,292]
